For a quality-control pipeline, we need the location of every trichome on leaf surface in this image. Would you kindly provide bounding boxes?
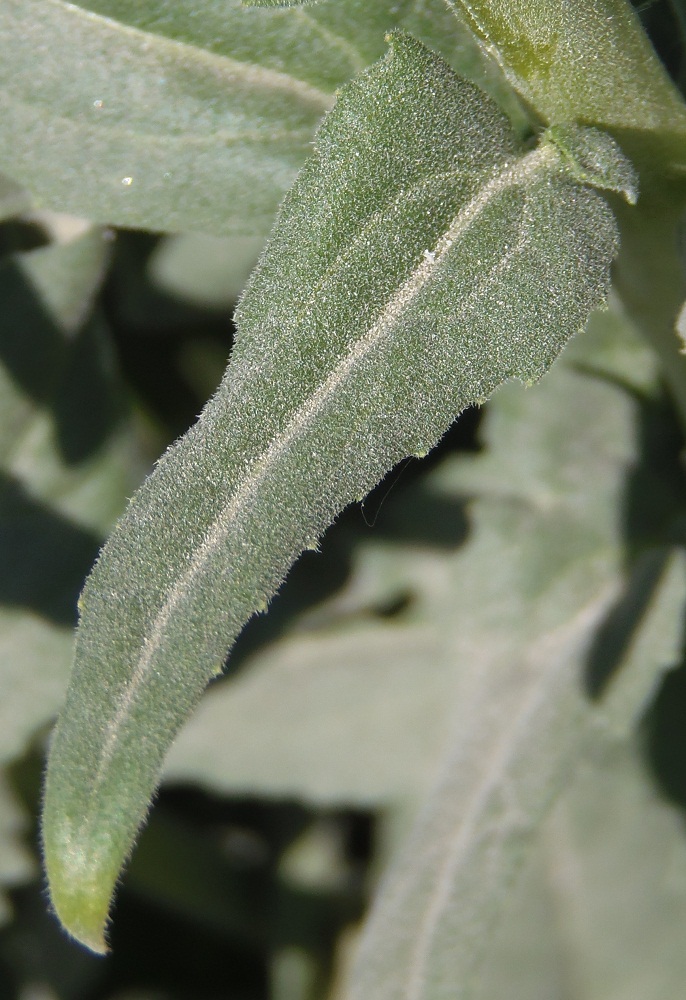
[1,0,685,996]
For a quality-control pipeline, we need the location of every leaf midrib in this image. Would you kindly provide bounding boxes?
[89,141,557,797]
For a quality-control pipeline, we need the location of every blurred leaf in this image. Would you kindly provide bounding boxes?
[41,34,629,953]
[0,231,139,911]
[148,233,266,309]
[476,737,686,1000]
[0,0,506,236]
[343,304,686,1000]
[165,624,451,804]
[544,741,686,1000]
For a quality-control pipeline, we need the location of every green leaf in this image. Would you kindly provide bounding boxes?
[479,738,686,1000]
[42,33,629,953]
[343,305,686,1000]
[0,0,502,235]
[0,0,331,235]
[445,0,686,176]
[165,623,451,805]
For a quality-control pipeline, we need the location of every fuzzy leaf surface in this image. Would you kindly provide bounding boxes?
[42,34,629,953]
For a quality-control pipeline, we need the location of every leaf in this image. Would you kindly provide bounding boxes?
[445,0,686,175]
[540,741,686,1000]
[478,738,686,1000]
[342,305,686,1000]
[148,233,267,309]
[0,0,330,235]
[164,623,451,805]
[0,0,502,236]
[42,33,631,953]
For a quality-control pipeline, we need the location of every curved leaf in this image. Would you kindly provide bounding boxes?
[42,33,632,952]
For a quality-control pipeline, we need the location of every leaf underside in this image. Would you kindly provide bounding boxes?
[42,33,630,952]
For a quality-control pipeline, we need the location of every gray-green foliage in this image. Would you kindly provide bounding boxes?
[0,0,685,995]
[0,0,506,235]
[41,31,634,952]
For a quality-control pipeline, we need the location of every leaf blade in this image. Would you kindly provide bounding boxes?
[42,34,629,951]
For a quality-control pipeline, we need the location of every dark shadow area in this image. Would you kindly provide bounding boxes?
[52,318,124,466]
[631,0,686,86]
[0,220,50,257]
[583,374,686,698]
[0,261,123,464]
[4,746,375,1000]
[103,232,234,440]
[0,472,101,626]
[644,650,686,812]
[0,260,63,404]
[585,547,672,698]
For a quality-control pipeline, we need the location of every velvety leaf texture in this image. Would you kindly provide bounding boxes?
[42,33,632,952]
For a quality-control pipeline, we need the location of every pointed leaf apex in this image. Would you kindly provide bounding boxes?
[544,124,639,204]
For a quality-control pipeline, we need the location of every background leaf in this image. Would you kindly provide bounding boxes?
[0,0,512,235]
[342,302,686,1000]
[475,736,686,1000]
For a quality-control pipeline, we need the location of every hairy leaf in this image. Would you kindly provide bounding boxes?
[42,34,632,952]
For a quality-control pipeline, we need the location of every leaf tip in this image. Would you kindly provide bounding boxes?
[42,814,116,956]
[544,124,639,204]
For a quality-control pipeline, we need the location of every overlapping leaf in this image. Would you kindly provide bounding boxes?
[445,0,686,175]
